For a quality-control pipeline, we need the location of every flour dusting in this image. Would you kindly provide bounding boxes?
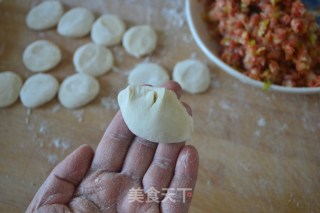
[37,140,44,147]
[51,138,70,151]
[180,149,191,168]
[257,117,266,127]
[211,77,221,88]
[238,162,249,172]
[183,33,194,44]
[39,121,48,134]
[112,66,130,76]
[51,104,61,113]
[277,123,288,133]
[95,178,102,184]
[219,100,232,110]
[101,97,119,110]
[72,110,84,123]
[112,46,125,64]
[190,52,198,59]
[25,108,32,124]
[47,154,58,165]
[161,7,185,30]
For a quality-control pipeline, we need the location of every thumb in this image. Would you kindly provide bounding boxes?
[27,144,94,212]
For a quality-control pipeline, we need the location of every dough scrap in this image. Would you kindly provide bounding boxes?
[73,43,114,77]
[118,85,193,143]
[59,73,100,109]
[23,40,61,72]
[26,1,64,30]
[91,14,126,46]
[0,71,23,108]
[128,63,169,86]
[57,7,94,37]
[123,25,157,58]
[20,73,59,108]
[173,59,211,94]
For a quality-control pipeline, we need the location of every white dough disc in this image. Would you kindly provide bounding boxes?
[0,71,23,108]
[173,59,211,94]
[118,85,193,143]
[23,40,62,72]
[57,7,94,37]
[20,74,59,108]
[91,14,126,46]
[58,74,100,109]
[73,43,114,77]
[128,63,169,86]
[123,25,157,58]
[26,1,64,30]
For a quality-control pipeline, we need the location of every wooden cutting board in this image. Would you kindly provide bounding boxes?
[0,0,320,212]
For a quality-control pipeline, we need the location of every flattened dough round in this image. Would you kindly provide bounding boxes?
[91,14,126,46]
[123,25,157,58]
[173,59,211,94]
[23,40,61,72]
[59,73,99,109]
[118,85,193,143]
[73,43,114,77]
[57,7,94,37]
[128,63,169,86]
[0,71,23,108]
[26,1,64,30]
[20,74,59,108]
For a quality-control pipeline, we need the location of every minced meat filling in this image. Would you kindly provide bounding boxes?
[205,0,320,87]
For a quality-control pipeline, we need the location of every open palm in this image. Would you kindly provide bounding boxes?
[27,82,199,213]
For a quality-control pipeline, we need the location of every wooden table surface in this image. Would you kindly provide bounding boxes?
[1,0,320,212]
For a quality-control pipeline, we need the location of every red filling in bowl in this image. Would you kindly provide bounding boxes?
[205,0,320,87]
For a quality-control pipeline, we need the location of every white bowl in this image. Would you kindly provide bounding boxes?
[185,0,320,94]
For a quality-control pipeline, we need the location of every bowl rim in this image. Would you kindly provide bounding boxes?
[185,0,320,94]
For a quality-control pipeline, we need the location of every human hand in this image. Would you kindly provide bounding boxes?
[27,81,199,213]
